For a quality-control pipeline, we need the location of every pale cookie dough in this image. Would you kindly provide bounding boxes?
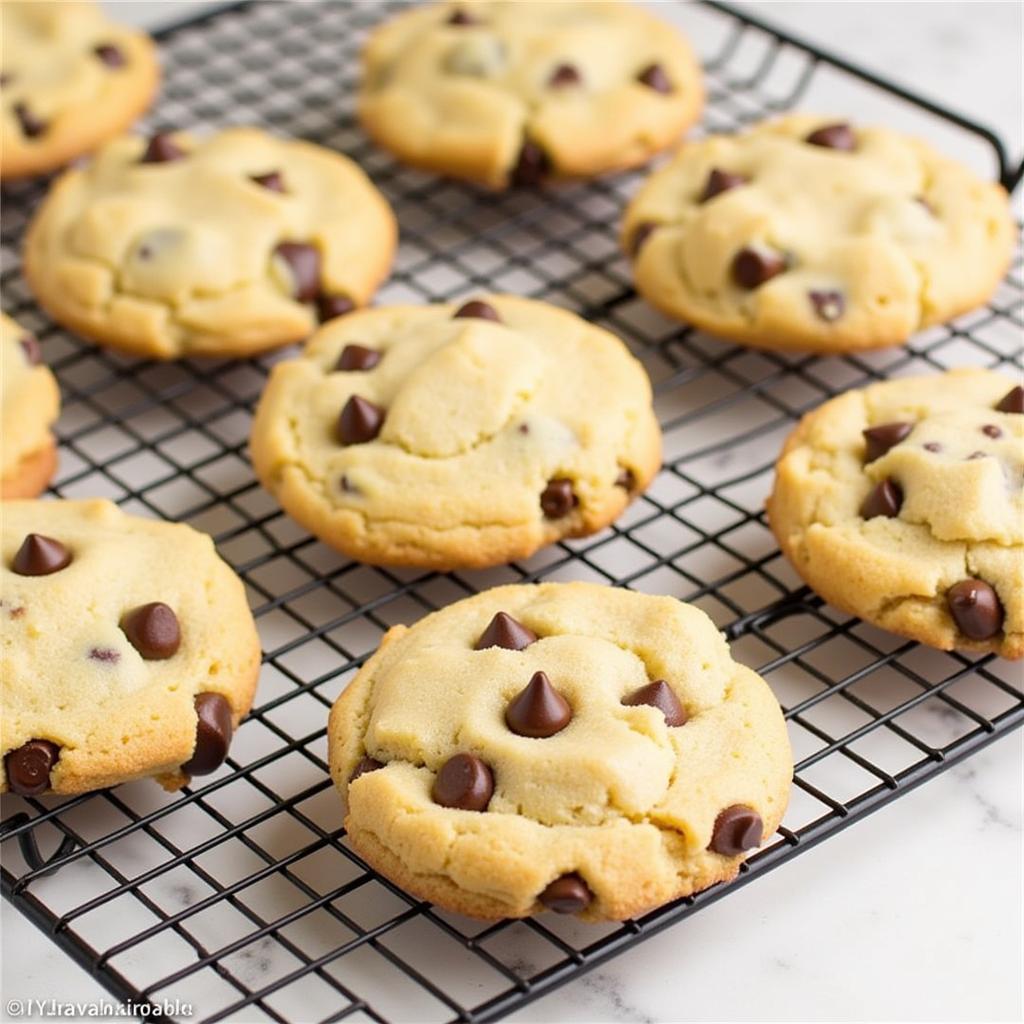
[24,127,398,359]
[768,370,1024,658]
[1,0,159,180]
[1,312,60,498]
[328,582,792,921]
[359,0,703,189]
[622,114,1015,353]
[249,296,662,570]
[1,499,262,795]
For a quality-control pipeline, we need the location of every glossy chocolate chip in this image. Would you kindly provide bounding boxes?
[336,344,381,372]
[630,221,658,257]
[548,63,581,87]
[140,132,185,163]
[505,671,572,738]
[274,242,321,302]
[4,740,60,796]
[709,805,764,856]
[447,8,477,25]
[860,478,903,519]
[454,299,501,322]
[350,756,384,783]
[809,289,845,322]
[862,422,912,462]
[19,334,41,365]
[995,385,1023,414]
[636,62,672,94]
[947,579,1004,640]
[540,478,577,519]
[511,140,549,186]
[732,246,787,289]
[318,295,356,322]
[539,873,592,914]
[622,680,687,726]
[475,611,537,651]
[89,647,120,664]
[615,468,636,491]
[700,168,747,203]
[121,602,181,660]
[94,43,125,67]
[805,122,856,151]
[982,424,1003,439]
[180,693,234,776]
[11,534,71,576]
[431,753,493,811]
[338,395,385,445]
[14,102,46,138]
[250,170,286,192]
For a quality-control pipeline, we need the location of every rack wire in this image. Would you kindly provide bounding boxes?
[2,2,1022,1022]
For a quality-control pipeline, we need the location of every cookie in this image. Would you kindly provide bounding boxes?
[1,312,60,498]
[359,0,703,189]
[1,1,159,180]
[622,114,1015,353]
[23,127,398,359]
[328,581,792,921]
[768,370,1024,659]
[250,296,661,570]
[1,499,262,795]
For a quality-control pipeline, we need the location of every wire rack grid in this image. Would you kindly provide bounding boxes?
[1,2,1022,1022]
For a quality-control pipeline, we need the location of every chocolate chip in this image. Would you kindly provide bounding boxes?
[947,579,1004,640]
[121,603,181,660]
[995,385,1023,414]
[4,740,60,796]
[447,8,477,25]
[923,442,942,453]
[89,647,120,664]
[14,103,46,138]
[318,295,356,322]
[11,534,71,576]
[548,63,581,87]
[250,170,286,192]
[805,122,856,151]
[636,63,672,94]
[94,43,125,67]
[630,221,658,257]
[732,246,787,289]
[19,334,41,365]
[511,140,549,186]
[982,424,1003,439]
[615,468,636,491]
[338,395,385,445]
[860,478,903,519]
[336,344,381,372]
[505,671,572,738]
[540,478,577,519]
[538,873,592,914]
[862,422,912,462]
[622,680,687,726]
[140,133,186,164]
[809,289,845,322]
[274,242,321,302]
[475,611,537,651]
[180,693,234,776]
[700,168,747,203]
[454,299,501,322]
[709,805,763,856]
[350,756,384,782]
[431,753,493,811]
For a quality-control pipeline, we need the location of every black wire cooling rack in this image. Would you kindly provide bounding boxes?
[2,3,1023,1022]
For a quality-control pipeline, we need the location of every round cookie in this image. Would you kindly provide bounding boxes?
[24,127,398,359]
[359,0,703,189]
[622,114,1015,353]
[768,370,1024,659]
[1,312,60,498]
[250,296,662,570]
[1,1,159,180]
[1,499,262,795]
[328,582,792,921]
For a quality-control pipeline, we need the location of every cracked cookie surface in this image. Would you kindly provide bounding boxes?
[359,0,703,189]
[1,312,60,497]
[249,296,661,569]
[1,0,159,180]
[328,582,792,921]
[768,370,1024,658]
[622,114,1015,353]
[1,499,262,795]
[24,127,397,359]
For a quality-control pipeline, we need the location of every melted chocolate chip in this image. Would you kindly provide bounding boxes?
[121,602,181,660]
[318,295,356,322]
[540,478,577,519]
[982,424,1003,439]
[180,693,234,776]
[89,647,120,664]
[11,534,71,576]
[454,299,501,322]
[250,170,286,192]
[350,756,384,782]
[19,334,41,365]
[94,43,125,67]
[475,611,537,651]
[511,140,549,186]
[805,122,856,151]
[995,385,1023,414]
[274,242,321,302]
[732,246,788,289]
[622,680,687,726]
[809,289,845,322]
[14,102,46,138]
[338,395,385,445]
[140,133,186,164]
[505,671,572,738]
[709,805,764,856]
[636,63,672,94]
[431,753,493,811]
[539,873,592,914]
[4,740,60,796]
[336,344,381,372]
[630,221,658,257]
[947,579,1004,640]
[447,8,477,25]
[860,478,903,519]
[862,422,912,462]
[700,168,747,203]
[548,63,581,87]
[615,468,636,491]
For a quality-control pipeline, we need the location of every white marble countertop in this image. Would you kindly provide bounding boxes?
[2,3,1022,1023]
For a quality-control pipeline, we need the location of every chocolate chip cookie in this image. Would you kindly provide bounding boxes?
[328,582,792,921]
[359,1,703,188]
[1,312,60,498]
[1,499,262,795]
[249,296,661,569]
[768,370,1024,658]
[1,1,160,180]
[623,114,1015,353]
[24,127,397,359]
